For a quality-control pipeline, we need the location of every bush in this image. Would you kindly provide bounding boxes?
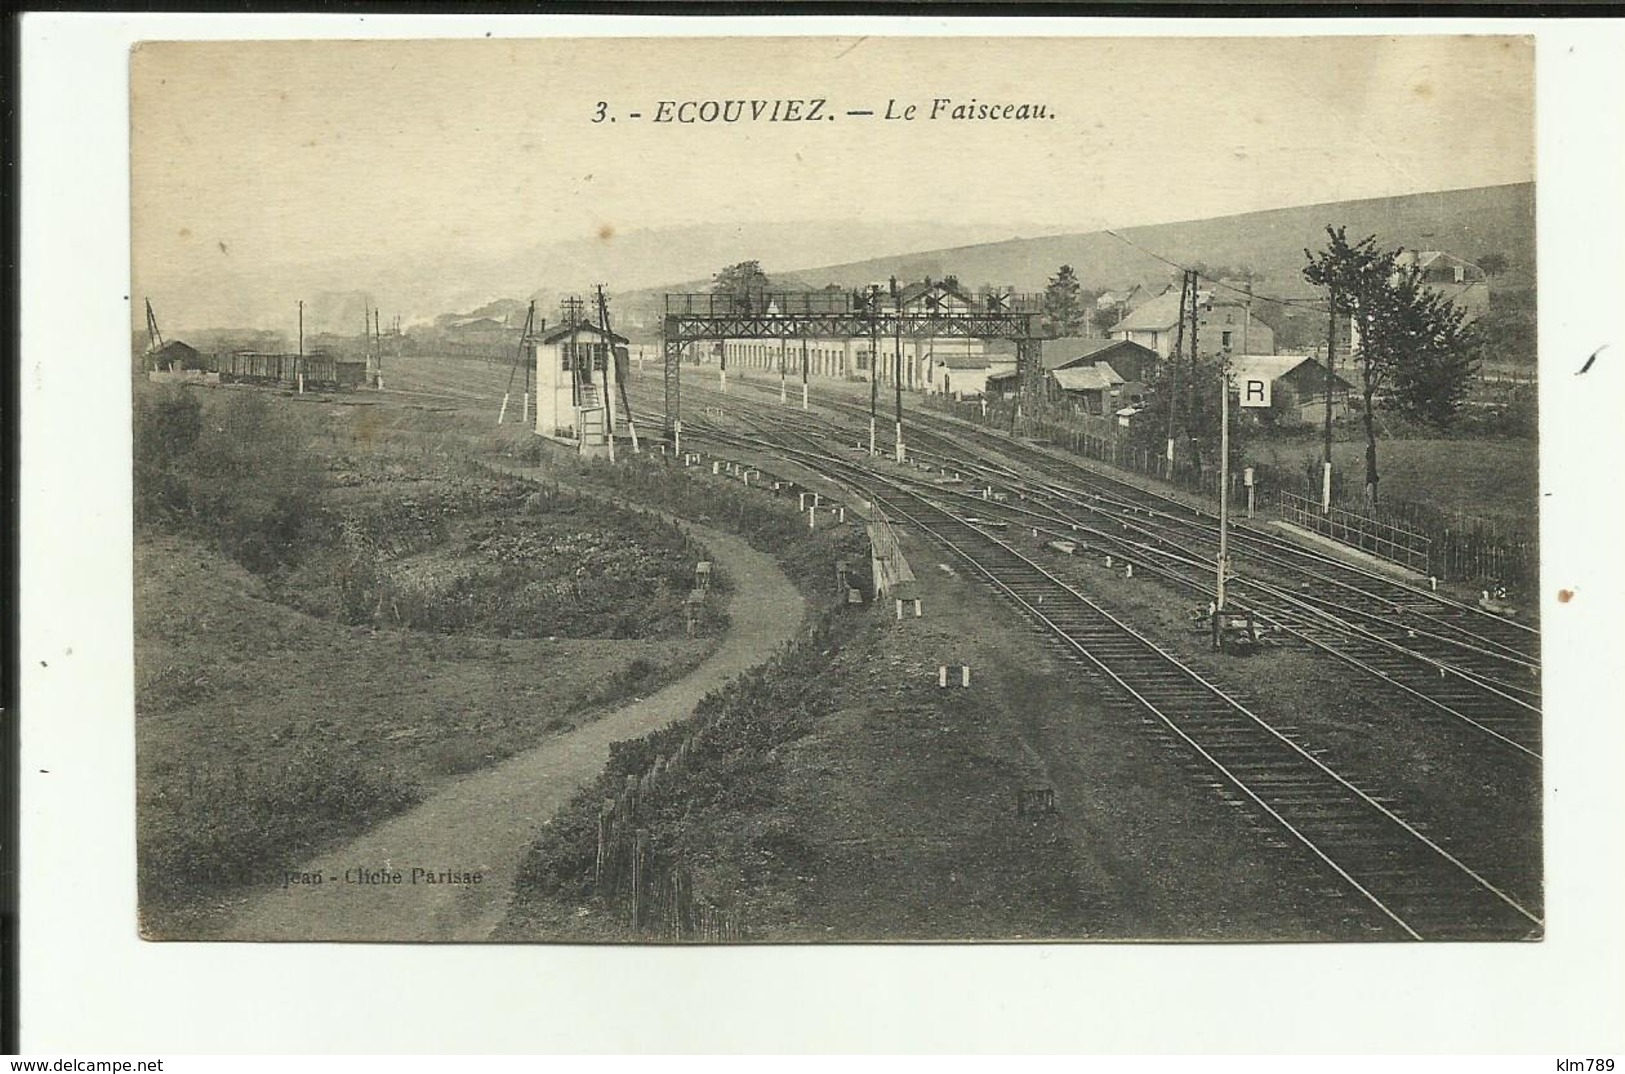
[139,743,422,910]
[134,387,330,572]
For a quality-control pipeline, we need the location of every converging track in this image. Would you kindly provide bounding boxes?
[645,374,1542,940]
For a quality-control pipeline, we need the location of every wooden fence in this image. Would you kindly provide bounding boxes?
[592,743,744,942]
[1276,490,1432,574]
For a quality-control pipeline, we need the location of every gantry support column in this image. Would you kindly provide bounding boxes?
[1013,336,1045,435]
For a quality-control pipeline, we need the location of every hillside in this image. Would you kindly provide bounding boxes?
[609,183,1535,338]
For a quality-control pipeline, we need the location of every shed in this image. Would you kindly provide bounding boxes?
[152,340,207,372]
[1227,354,1355,426]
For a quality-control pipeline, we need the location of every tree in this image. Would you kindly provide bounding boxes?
[1128,355,1249,479]
[711,260,771,300]
[1478,252,1509,278]
[1305,226,1483,506]
[1043,264,1086,336]
[1304,227,1401,508]
[1091,306,1122,336]
[1379,268,1481,429]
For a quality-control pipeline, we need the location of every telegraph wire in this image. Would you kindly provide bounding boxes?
[1102,228,1335,314]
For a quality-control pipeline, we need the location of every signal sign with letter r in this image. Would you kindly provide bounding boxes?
[1240,377,1272,408]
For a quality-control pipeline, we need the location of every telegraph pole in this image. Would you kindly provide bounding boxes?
[1323,284,1338,513]
[1168,276,1187,478]
[867,286,880,456]
[1216,341,1232,643]
[1187,270,1200,476]
[800,334,809,411]
[297,300,303,358]
[892,276,904,463]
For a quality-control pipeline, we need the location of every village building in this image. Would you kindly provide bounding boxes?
[1228,353,1354,426]
[1395,249,1492,323]
[986,338,1159,397]
[1109,288,1274,359]
[713,277,1013,396]
[1052,361,1144,417]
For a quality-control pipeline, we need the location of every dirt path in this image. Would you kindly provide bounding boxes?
[219,500,806,943]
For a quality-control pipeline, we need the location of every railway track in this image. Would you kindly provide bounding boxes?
[674,412,1542,940]
[634,375,1542,757]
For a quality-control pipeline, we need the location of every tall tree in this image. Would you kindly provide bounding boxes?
[1379,267,1481,429]
[711,260,771,300]
[1304,227,1400,508]
[1477,252,1509,278]
[1043,264,1086,336]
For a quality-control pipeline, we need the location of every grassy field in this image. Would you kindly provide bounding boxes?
[133,371,725,934]
[1246,435,1538,532]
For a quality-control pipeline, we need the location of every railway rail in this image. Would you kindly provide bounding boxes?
[635,375,1541,752]
[674,410,1543,940]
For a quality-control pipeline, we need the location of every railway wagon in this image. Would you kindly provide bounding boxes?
[214,351,365,390]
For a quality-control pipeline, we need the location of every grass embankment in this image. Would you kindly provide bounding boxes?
[135,384,723,934]
[1246,436,1537,532]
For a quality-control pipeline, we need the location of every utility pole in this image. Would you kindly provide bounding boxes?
[1168,275,1187,478]
[598,284,638,453]
[1188,270,1200,477]
[779,335,787,404]
[296,300,303,359]
[1323,285,1338,513]
[868,287,880,456]
[892,276,905,463]
[800,334,809,411]
[1216,340,1232,648]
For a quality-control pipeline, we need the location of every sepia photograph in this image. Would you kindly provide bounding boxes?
[128,34,1543,946]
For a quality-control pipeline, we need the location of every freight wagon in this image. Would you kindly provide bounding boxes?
[213,351,368,390]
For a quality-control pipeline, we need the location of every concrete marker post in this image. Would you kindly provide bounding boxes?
[961,665,971,688]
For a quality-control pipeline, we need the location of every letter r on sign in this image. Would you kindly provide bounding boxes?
[1240,377,1271,408]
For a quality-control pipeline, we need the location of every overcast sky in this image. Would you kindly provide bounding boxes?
[131,34,1533,325]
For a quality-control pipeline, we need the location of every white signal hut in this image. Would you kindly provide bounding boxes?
[533,320,631,454]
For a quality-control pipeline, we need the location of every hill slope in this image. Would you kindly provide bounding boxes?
[611,183,1534,335]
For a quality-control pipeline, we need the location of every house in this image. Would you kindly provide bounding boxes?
[1094,282,1167,327]
[1052,361,1144,416]
[1042,338,1160,382]
[1227,354,1354,426]
[151,339,206,371]
[1395,250,1491,323]
[922,348,1014,398]
[1109,288,1274,359]
[533,320,631,452]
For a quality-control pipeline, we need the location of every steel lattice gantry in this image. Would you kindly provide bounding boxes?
[660,292,1048,440]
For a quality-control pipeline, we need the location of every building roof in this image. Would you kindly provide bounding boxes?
[539,320,630,346]
[932,351,993,370]
[1044,337,1158,372]
[1110,289,1193,333]
[1110,287,1265,334]
[1397,250,1480,275]
[154,340,201,360]
[1053,363,1127,393]
[1228,353,1355,392]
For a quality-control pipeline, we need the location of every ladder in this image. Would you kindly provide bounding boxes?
[577,383,608,445]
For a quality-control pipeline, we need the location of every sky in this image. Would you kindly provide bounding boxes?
[130,34,1534,329]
